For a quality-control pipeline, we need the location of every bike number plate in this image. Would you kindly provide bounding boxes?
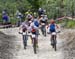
[23,32,26,35]
[41,23,45,25]
[32,34,36,38]
[52,32,56,35]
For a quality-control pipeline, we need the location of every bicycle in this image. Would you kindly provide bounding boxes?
[19,31,28,49]
[31,33,38,54]
[51,32,57,51]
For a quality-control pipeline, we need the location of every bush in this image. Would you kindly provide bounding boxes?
[56,19,75,28]
[66,20,75,28]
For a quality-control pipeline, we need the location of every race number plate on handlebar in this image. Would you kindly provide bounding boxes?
[32,34,36,38]
[52,32,57,35]
[23,32,26,35]
[41,23,45,25]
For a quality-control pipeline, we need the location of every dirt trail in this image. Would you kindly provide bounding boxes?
[0,28,75,59]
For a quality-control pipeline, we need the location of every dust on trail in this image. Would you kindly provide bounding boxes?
[0,31,17,59]
[0,28,75,59]
[59,29,75,59]
[0,28,23,59]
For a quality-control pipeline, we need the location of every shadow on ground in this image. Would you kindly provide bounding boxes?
[59,30,75,59]
[0,31,17,59]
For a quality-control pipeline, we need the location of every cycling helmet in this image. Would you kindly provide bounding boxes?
[50,19,55,24]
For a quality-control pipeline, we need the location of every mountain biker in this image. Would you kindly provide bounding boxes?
[39,15,47,36]
[19,20,28,49]
[28,19,39,47]
[28,16,39,34]
[47,19,59,45]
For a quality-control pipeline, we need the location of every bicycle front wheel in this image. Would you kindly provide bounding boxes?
[33,38,37,54]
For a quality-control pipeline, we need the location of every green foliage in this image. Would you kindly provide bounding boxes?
[66,20,75,28]
[58,19,75,28]
[0,0,75,25]
[42,0,75,19]
[26,0,46,12]
[0,0,74,18]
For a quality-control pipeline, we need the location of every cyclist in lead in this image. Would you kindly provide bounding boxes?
[28,16,40,47]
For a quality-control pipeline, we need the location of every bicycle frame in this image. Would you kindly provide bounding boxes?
[19,31,28,49]
[51,32,57,51]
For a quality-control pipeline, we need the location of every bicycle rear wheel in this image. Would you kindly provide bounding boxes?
[51,35,57,51]
[54,43,57,51]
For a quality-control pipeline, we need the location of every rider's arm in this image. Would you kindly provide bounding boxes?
[19,25,22,31]
[47,24,50,29]
[56,24,59,29]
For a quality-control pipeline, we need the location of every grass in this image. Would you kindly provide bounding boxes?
[65,20,75,28]
[56,19,75,28]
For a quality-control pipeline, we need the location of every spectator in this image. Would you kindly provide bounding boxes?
[2,14,10,24]
[16,10,23,26]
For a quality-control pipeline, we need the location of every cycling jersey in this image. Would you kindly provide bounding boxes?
[21,21,28,32]
[40,17,47,24]
[28,21,39,35]
[33,19,39,27]
[49,24,56,32]
[48,23,59,33]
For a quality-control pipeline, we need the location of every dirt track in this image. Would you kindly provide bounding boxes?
[0,28,75,59]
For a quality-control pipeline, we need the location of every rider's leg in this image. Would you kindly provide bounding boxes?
[42,25,46,36]
[40,26,43,35]
[23,35,28,49]
[50,34,53,45]
[30,35,33,44]
[41,25,45,35]
[44,27,46,36]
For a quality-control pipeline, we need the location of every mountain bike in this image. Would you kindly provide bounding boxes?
[31,34,38,54]
[51,32,57,51]
[19,31,28,49]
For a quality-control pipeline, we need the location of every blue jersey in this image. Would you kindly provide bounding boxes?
[33,19,39,27]
[2,15,9,22]
[49,24,56,32]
